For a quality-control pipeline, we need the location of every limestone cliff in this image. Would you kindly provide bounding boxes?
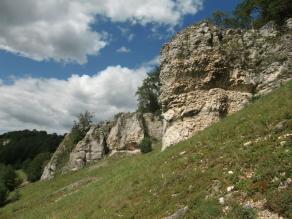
[160,20,292,150]
[41,112,162,180]
[42,19,292,179]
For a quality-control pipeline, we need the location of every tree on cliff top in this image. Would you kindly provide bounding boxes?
[208,0,292,29]
[234,0,292,27]
[73,111,94,133]
[136,67,161,115]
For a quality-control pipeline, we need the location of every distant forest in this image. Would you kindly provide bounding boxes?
[0,130,63,205]
[0,130,63,168]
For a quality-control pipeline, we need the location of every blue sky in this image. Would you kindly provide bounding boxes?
[0,0,242,133]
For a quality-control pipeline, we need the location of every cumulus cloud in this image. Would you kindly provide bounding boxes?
[0,0,203,63]
[93,0,203,25]
[116,46,131,53]
[0,64,156,134]
[0,0,108,64]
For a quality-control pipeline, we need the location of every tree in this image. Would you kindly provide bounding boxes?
[208,0,292,29]
[235,0,292,27]
[136,67,161,115]
[74,111,94,134]
[207,11,240,28]
[0,130,63,168]
[0,164,18,191]
[0,164,18,206]
[24,153,51,182]
[0,182,8,206]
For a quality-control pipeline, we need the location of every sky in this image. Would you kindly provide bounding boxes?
[0,0,242,134]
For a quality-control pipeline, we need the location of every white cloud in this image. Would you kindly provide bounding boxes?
[0,0,108,64]
[0,0,203,63]
[93,0,203,25]
[0,64,157,134]
[116,46,131,53]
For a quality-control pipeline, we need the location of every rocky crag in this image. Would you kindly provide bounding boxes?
[42,19,292,180]
[41,113,162,180]
[160,19,292,149]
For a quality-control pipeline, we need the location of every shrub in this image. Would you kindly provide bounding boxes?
[139,137,152,154]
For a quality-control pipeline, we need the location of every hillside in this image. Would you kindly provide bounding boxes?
[0,81,291,219]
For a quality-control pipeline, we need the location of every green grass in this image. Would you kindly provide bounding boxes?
[0,81,292,219]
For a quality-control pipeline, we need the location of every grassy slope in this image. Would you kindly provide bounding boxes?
[0,82,291,219]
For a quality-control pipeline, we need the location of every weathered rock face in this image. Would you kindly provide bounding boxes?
[107,113,145,151]
[160,21,292,150]
[42,112,162,179]
[66,123,111,171]
[143,113,163,140]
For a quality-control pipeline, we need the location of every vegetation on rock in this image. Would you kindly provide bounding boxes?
[73,111,94,135]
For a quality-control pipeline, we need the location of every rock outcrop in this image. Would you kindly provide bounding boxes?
[42,19,292,179]
[160,20,292,150]
[107,112,163,151]
[66,123,111,171]
[143,113,163,140]
[107,113,145,151]
[42,112,162,180]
